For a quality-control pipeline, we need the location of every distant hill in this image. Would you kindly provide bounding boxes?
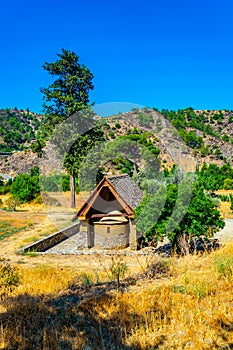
[103,107,233,168]
[0,108,42,152]
[0,107,233,177]
[161,107,233,165]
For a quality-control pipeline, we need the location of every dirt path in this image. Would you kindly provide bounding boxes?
[215,219,233,243]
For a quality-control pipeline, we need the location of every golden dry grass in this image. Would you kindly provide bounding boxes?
[219,201,233,219]
[0,245,232,349]
[216,190,233,219]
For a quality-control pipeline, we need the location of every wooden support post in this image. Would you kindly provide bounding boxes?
[87,219,94,248]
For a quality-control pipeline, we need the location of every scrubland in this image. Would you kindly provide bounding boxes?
[0,239,233,349]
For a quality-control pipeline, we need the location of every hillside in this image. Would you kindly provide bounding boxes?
[0,107,233,177]
[0,108,41,152]
[104,107,233,168]
[161,107,233,165]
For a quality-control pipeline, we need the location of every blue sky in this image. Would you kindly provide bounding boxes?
[1,0,233,114]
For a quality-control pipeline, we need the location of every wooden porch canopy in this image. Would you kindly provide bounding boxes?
[74,174,144,221]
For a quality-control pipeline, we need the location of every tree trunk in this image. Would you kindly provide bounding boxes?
[173,233,191,256]
[70,174,76,208]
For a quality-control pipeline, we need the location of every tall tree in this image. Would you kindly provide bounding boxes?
[34,49,99,207]
[41,48,94,128]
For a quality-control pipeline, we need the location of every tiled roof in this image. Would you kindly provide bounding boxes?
[107,174,144,209]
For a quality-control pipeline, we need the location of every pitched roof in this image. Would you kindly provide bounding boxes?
[75,174,144,220]
[106,174,143,209]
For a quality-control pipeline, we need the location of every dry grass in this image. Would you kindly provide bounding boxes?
[219,201,233,219]
[216,190,233,219]
[0,246,232,349]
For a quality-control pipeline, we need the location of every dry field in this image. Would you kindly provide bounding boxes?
[217,190,233,219]
[0,193,232,349]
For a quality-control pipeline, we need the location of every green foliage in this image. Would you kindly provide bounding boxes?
[11,171,40,203]
[109,131,115,138]
[38,49,103,207]
[222,134,230,142]
[198,163,233,191]
[40,48,94,133]
[0,108,40,151]
[223,178,233,190]
[112,156,135,176]
[115,122,121,129]
[178,129,204,149]
[137,112,153,127]
[30,137,46,157]
[171,183,224,240]
[136,179,225,254]
[161,107,220,139]
[230,195,233,211]
[23,251,37,257]
[120,132,160,158]
[40,173,71,192]
[135,183,167,243]
[0,183,11,195]
[217,194,231,202]
[78,131,160,191]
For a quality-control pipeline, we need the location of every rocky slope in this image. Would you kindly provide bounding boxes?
[0,107,233,177]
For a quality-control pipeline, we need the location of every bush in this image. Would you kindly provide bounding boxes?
[5,196,21,211]
[115,122,121,129]
[11,173,40,203]
[230,195,233,211]
[0,185,11,195]
[0,259,21,298]
[223,178,233,190]
[109,132,115,139]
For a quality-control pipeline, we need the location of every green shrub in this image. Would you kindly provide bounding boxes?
[137,112,153,127]
[222,134,230,142]
[109,132,115,139]
[0,185,11,195]
[115,122,121,129]
[223,178,233,190]
[11,173,40,202]
[230,195,233,211]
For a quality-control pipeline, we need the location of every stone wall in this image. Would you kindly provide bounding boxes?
[19,222,80,253]
[94,222,129,249]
